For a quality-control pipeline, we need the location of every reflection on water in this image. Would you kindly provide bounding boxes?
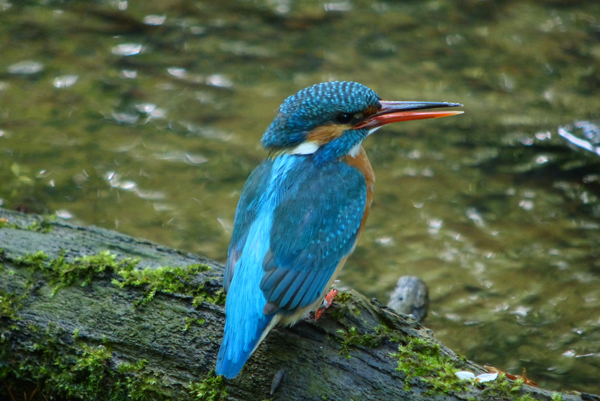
[1,0,599,393]
[560,121,600,156]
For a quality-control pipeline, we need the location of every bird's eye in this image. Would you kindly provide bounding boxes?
[335,113,354,124]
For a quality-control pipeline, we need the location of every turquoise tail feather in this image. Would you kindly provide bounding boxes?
[215,314,273,379]
[215,195,276,379]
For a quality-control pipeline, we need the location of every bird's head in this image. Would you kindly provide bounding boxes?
[261,81,462,163]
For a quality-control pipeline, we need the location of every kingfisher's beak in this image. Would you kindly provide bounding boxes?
[355,101,463,130]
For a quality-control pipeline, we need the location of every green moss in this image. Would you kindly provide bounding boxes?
[15,250,139,295]
[189,371,228,401]
[184,316,206,331]
[2,323,170,400]
[13,326,116,399]
[0,216,54,233]
[516,395,537,401]
[53,343,113,397]
[335,323,405,358]
[334,292,352,303]
[15,250,50,268]
[551,392,564,401]
[474,373,529,400]
[512,377,525,391]
[337,326,384,358]
[52,251,139,294]
[391,336,468,393]
[0,289,22,320]
[200,289,226,307]
[115,359,167,401]
[327,291,360,320]
[117,359,147,374]
[1,322,164,400]
[11,250,224,307]
[373,323,405,343]
[112,263,224,306]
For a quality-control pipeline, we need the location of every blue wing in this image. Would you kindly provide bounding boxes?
[260,157,366,313]
[223,160,273,293]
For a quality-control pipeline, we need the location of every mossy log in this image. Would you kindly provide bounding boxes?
[0,208,597,401]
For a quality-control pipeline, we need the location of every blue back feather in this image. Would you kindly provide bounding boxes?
[261,157,365,311]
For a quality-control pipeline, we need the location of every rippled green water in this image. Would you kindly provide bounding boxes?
[1,0,599,393]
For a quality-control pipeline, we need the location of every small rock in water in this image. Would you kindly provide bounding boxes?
[387,276,430,323]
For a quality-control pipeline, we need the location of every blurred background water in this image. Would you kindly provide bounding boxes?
[1,0,599,394]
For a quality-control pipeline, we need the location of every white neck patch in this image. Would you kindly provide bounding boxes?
[348,142,362,157]
[368,127,382,136]
[289,126,381,158]
[348,127,380,158]
[290,141,320,155]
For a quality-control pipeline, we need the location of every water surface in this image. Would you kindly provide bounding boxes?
[1,0,599,393]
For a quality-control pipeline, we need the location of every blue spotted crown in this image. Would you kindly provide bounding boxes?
[261,81,381,149]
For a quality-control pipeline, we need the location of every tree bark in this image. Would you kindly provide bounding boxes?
[0,208,597,401]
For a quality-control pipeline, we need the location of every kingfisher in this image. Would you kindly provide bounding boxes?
[215,81,462,379]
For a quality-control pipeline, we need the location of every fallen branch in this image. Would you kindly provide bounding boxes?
[0,208,596,400]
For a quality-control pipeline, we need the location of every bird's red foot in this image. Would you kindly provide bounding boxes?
[315,289,338,320]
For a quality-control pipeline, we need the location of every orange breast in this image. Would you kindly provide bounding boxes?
[343,146,375,233]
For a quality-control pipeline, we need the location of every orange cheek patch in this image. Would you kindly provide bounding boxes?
[306,124,347,145]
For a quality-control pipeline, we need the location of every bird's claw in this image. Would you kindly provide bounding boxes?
[315,289,338,320]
